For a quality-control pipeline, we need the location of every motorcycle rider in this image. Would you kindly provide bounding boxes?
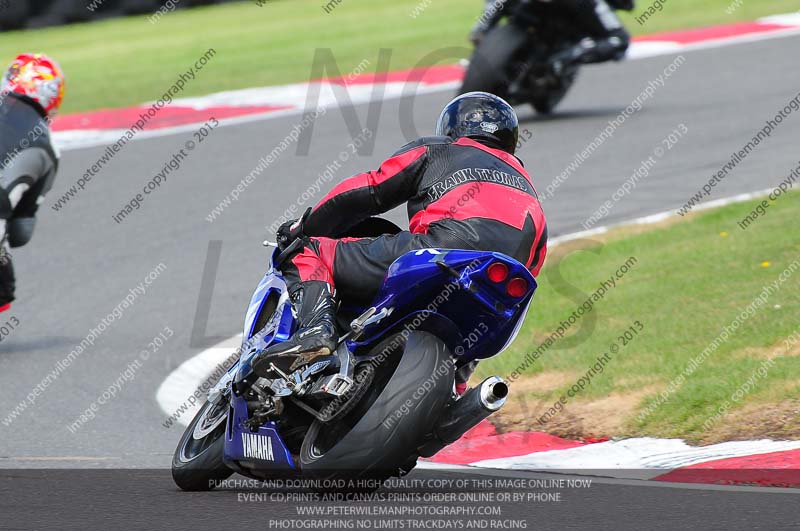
[470,0,633,72]
[0,53,65,311]
[253,92,548,390]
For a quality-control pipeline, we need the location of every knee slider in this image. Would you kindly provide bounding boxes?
[8,217,35,247]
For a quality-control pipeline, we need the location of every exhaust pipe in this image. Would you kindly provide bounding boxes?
[418,376,508,458]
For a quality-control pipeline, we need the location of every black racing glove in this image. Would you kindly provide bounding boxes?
[276,219,302,253]
[275,207,313,253]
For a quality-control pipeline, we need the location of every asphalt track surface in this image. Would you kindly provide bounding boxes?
[1,33,799,530]
[2,468,800,530]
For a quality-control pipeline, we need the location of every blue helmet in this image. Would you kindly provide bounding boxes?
[435,91,519,154]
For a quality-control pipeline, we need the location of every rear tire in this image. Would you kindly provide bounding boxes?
[300,331,454,483]
[171,400,233,491]
[461,23,529,100]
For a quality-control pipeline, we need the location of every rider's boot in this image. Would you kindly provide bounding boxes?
[0,226,15,312]
[549,33,629,75]
[252,280,339,377]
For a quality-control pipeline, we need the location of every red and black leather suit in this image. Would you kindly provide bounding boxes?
[279,135,548,305]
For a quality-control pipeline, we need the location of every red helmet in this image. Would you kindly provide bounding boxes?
[1,53,65,118]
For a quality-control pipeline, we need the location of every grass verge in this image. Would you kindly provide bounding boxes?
[0,0,796,113]
[477,191,800,444]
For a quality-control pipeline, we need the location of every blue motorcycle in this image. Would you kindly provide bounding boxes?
[171,218,537,491]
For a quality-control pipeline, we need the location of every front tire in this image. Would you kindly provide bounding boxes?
[171,400,233,491]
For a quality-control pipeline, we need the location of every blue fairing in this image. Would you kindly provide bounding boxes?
[236,248,295,382]
[223,246,536,470]
[223,395,296,470]
[350,248,536,361]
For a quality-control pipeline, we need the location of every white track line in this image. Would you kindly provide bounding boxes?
[54,82,462,152]
[156,336,241,427]
[468,438,800,477]
[550,187,774,245]
[417,461,800,494]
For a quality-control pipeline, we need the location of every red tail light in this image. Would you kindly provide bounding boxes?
[486,262,509,283]
[506,277,528,298]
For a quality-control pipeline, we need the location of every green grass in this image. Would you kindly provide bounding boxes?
[0,0,795,113]
[477,192,800,442]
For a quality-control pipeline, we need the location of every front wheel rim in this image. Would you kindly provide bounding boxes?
[178,402,228,463]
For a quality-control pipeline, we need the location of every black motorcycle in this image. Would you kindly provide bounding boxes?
[460,1,604,114]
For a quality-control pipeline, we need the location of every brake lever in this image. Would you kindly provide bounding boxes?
[273,237,306,268]
[270,206,313,259]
